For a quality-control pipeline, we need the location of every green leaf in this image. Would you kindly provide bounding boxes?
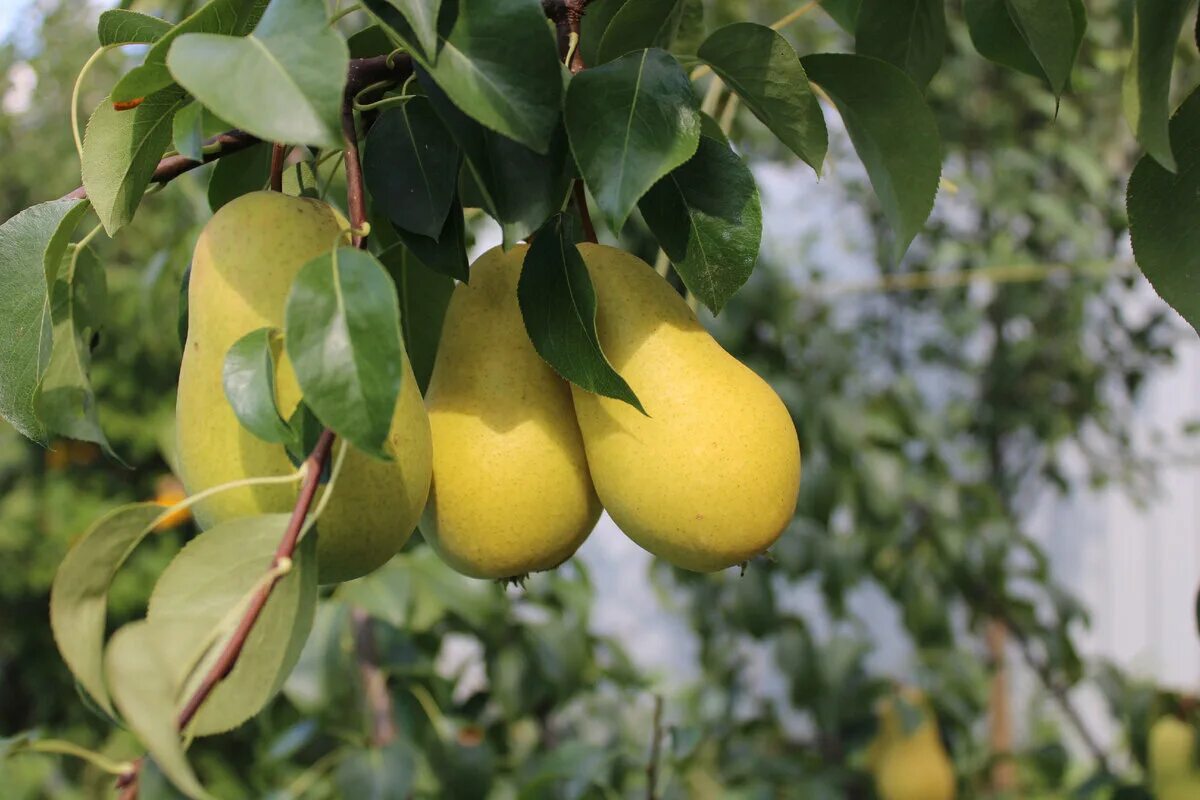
[50,503,164,716]
[34,246,121,460]
[964,0,1085,95]
[565,48,700,234]
[147,516,318,736]
[282,156,320,198]
[82,87,187,235]
[518,214,643,410]
[97,9,172,45]
[379,0,442,56]
[178,265,191,349]
[364,99,460,240]
[168,0,349,149]
[111,0,267,104]
[364,0,562,152]
[597,0,685,64]
[285,247,404,458]
[420,69,573,247]
[579,0,630,68]
[1128,88,1200,337]
[171,100,230,163]
[696,24,826,173]
[823,0,862,31]
[105,621,213,800]
[223,327,293,444]
[0,198,88,442]
[639,136,761,314]
[207,142,272,212]
[348,24,395,58]
[1124,0,1198,172]
[854,0,946,89]
[335,743,417,800]
[801,53,941,260]
[378,243,454,393]
[391,202,470,281]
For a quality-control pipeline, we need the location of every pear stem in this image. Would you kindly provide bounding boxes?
[269,143,286,193]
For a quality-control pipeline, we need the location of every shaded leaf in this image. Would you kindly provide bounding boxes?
[802,53,941,259]
[171,100,229,163]
[106,621,212,800]
[639,136,761,314]
[168,0,349,148]
[97,9,172,46]
[964,0,1085,95]
[855,0,946,88]
[364,99,460,240]
[335,743,417,800]
[696,23,826,172]
[564,48,700,233]
[207,142,272,212]
[1128,88,1200,337]
[823,0,862,31]
[223,327,293,444]
[579,0,630,68]
[285,247,404,458]
[420,69,573,247]
[380,0,441,56]
[111,0,267,103]
[1124,0,1198,172]
[50,503,164,716]
[377,243,454,393]
[518,214,642,410]
[597,0,685,64]
[0,198,88,442]
[82,87,187,234]
[147,516,318,736]
[364,0,562,152]
[35,246,121,459]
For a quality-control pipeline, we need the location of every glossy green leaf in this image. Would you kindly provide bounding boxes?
[336,743,417,800]
[377,242,454,393]
[50,503,164,716]
[639,136,761,314]
[82,87,187,234]
[579,0,629,67]
[223,327,293,444]
[855,0,946,88]
[518,214,642,410]
[421,70,573,247]
[964,0,1085,95]
[696,24,826,172]
[105,621,213,800]
[171,100,229,163]
[1128,88,1200,337]
[0,198,88,442]
[380,0,441,56]
[97,9,172,46]
[802,53,941,259]
[364,99,460,240]
[34,246,120,460]
[167,0,349,149]
[207,142,272,212]
[364,0,562,152]
[147,515,318,736]
[1124,0,1198,172]
[285,247,404,458]
[565,48,700,234]
[597,0,685,64]
[111,0,267,103]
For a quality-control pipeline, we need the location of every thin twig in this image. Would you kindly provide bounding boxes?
[646,695,663,800]
[351,607,398,747]
[341,102,368,249]
[554,0,597,241]
[269,143,286,193]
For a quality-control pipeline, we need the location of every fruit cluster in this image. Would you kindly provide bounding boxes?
[177,192,801,583]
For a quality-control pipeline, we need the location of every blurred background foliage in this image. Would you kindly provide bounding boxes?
[1,0,1199,797]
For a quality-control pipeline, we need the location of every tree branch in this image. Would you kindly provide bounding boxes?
[269,143,286,193]
[645,694,663,800]
[351,608,398,747]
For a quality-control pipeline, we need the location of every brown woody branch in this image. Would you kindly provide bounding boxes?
[645,694,664,800]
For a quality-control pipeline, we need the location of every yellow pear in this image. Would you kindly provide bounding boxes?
[422,244,600,579]
[176,191,432,583]
[1149,715,1200,800]
[869,689,956,800]
[569,244,800,572]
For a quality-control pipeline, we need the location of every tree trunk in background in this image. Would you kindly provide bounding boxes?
[988,619,1017,793]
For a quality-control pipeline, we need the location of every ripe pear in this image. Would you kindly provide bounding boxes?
[422,244,600,579]
[570,244,800,572]
[176,191,432,583]
[1149,715,1200,800]
[868,689,956,800]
